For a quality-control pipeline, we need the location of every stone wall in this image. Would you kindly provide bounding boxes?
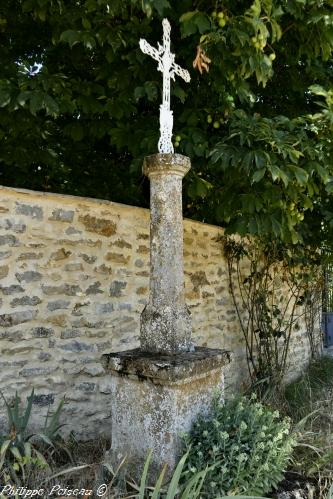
[0,185,312,438]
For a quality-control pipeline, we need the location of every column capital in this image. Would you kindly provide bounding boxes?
[143,153,191,178]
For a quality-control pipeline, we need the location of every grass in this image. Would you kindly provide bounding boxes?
[275,355,333,499]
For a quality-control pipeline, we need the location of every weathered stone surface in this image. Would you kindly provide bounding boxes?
[83,364,104,376]
[95,303,114,314]
[16,271,42,283]
[137,233,149,240]
[0,329,23,341]
[64,263,83,272]
[0,310,37,327]
[78,382,96,392]
[110,239,132,249]
[119,303,132,311]
[0,285,25,295]
[190,271,209,291]
[65,226,82,235]
[105,347,230,479]
[20,367,56,377]
[105,252,129,264]
[138,245,149,254]
[140,154,192,354]
[16,202,43,220]
[49,208,74,223]
[79,253,97,264]
[50,248,72,261]
[94,264,112,274]
[99,379,113,394]
[60,329,80,339]
[103,347,231,382]
[11,296,42,307]
[0,219,26,233]
[60,340,97,352]
[86,281,103,295]
[42,284,81,296]
[78,214,116,237]
[17,252,43,260]
[0,251,11,260]
[33,394,54,406]
[32,327,54,338]
[38,352,51,361]
[109,280,127,297]
[0,265,8,279]
[0,235,19,246]
[72,301,90,316]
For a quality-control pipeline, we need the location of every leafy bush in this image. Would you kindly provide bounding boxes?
[0,389,64,485]
[182,395,295,497]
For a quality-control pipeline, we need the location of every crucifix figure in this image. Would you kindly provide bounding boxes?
[139,18,191,154]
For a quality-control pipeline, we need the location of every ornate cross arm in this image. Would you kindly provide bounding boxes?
[139,18,191,154]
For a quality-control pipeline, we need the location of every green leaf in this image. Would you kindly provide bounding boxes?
[44,95,59,117]
[309,84,328,97]
[10,447,22,461]
[30,92,44,114]
[144,81,158,102]
[252,168,266,183]
[138,450,152,499]
[165,452,189,499]
[152,0,171,16]
[0,89,11,107]
[0,440,11,457]
[70,124,84,141]
[151,464,167,499]
[193,12,211,34]
[291,166,309,186]
[173,86,186,103]
[17,91,31,106]
[60,30,81,48]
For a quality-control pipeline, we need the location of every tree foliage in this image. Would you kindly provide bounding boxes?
[1,0,333,247]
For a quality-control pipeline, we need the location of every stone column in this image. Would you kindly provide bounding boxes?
[140,153,192,354]
[102,153,231,480]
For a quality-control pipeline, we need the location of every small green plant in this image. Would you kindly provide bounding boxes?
[0,389,64,485]
[182,395,295,498]
[123,450,209,498]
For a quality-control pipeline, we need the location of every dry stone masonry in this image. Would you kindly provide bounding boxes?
[0,185,311,439]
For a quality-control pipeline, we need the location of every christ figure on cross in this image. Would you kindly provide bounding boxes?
[139,18,191,154]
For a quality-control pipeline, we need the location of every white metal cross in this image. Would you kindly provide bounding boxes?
[139,18,191,154]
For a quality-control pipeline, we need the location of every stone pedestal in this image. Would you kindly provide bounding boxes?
[102,347,231,478]
[140,154,192,354]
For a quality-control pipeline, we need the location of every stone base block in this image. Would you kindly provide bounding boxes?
[102,347,231,479]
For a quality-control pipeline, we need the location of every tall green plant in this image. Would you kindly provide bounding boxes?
[0,389,64,485]
[222,236,323,386]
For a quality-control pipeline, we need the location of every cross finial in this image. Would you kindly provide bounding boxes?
[139,18,191,154]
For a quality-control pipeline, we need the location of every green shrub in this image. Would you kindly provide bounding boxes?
[182,395,295,498]
[0,389,64,485]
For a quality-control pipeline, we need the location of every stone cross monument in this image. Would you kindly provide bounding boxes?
[102,19,230,479]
